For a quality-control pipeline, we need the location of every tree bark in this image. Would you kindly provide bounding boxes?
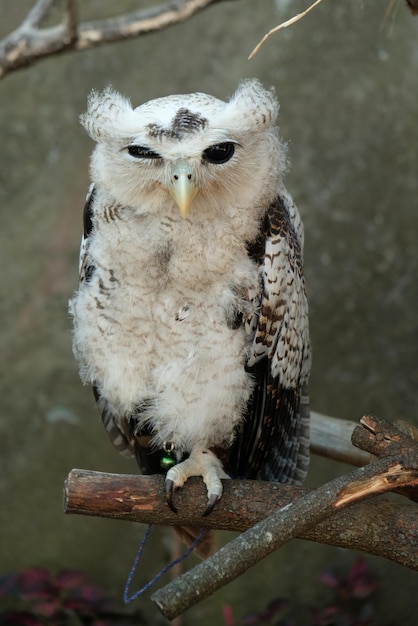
[151,417,418,619]
[64,414,418,619]
[64,468,418,570]
[61,415,418,619]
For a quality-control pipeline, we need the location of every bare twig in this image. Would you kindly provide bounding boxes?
[63,0,77,43]
[0,0,71,78]
[23,0,61,29]
[248,0,325,60]
[75,0,227,50]
[0,0,227,79]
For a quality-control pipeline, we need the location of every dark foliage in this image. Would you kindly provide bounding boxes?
[223,558,392,626]
[0,568,145,626]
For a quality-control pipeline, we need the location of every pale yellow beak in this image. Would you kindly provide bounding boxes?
[169,160,197,218]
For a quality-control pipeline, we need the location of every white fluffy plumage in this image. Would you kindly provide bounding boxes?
[69,80,311,534]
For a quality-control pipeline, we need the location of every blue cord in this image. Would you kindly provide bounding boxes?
[123,525,204,603]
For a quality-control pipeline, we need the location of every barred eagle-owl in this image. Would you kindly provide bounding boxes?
[69,80,311,549]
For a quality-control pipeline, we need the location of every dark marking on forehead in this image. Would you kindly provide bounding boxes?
[172,108,208,134]
[147,107,208,141]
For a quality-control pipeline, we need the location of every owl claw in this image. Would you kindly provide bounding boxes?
[202,493,219,517]
[164,447,229,515]
[165,478,178,513]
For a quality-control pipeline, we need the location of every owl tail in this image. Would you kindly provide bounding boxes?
[174,526,216,559]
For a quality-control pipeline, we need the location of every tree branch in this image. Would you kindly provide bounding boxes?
[0,0,228,79]
[23,0,61,29]
[149,416,418,619]
[76,0,227,50]
[310,410,373,466]
[64,414,418,620]
[64,469,418,569]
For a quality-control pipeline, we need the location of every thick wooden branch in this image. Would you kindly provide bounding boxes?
[64,469,418,569]
[310,410,372,466]
[151,416,418,619]
[64,415,418,619]
[0,0,229,79]
[63,410,377,526]
[151,415,418,619]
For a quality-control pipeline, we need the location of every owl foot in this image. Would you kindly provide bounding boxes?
[165,447,229,516]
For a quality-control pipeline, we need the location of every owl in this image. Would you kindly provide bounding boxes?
[69,79,311,540]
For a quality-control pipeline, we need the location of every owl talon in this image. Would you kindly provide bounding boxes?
[202,493,219,517]
[164,447,229,514]
[165,478,178,513]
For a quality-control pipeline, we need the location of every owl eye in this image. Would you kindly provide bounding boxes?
[127,145,161,159]
[202,142,235,164]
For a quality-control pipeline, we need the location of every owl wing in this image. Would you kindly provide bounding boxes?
[229,192,311,485]
[78,183,96,283]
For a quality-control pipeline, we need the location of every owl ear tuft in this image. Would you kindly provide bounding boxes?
[229,79,279,129]
[80,87,133,142]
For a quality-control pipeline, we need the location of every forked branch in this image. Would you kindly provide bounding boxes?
[64,415,418,619]
[150,415,418,619]
[0,0,227,79]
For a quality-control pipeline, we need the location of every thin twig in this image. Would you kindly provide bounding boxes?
[63,0,78,43]
[248,0,325,60]
[24,0,60,29]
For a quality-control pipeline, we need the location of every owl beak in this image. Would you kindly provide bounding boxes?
[170,160,198,218]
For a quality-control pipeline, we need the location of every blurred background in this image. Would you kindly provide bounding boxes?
[1,1,417,624]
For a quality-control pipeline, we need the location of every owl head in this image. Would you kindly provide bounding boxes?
[81,80,287,221]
